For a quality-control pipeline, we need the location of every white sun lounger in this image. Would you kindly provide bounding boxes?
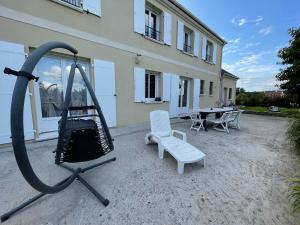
[145,110,205,174]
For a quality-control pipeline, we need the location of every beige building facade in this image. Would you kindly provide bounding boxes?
[0,0,237,144]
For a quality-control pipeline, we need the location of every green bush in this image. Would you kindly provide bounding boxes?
[290,178,300,213]
[236,91,292,108]
[288,115,300,212]
[288,116,300,154]
[236,92,265,106]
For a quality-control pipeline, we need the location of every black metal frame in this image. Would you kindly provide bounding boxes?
[145,25,160,41]
[183,44,193,54]
[1,42,116,222]
[61,0,82,8]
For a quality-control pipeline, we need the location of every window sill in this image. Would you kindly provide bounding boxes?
[181,50,195,57]
[84,10,101,18]
[50,0,84,13]
[203,59,216,65]
[209,95,214,97]
[144,36,165,45]
[144,99,164,104]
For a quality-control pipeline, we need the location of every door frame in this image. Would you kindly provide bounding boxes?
[169,76,190,117]
[178,77,190,115]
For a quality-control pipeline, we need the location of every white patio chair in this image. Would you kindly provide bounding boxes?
[189,112,204,132]
[145,110,205,174]
[207,112,232,133]
[228,110,242,129]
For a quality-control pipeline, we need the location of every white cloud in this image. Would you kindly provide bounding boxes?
[237,76,279,92]
[228,38,241,44]
[254,16,264,24]
[231,16,264,27]
[231,18,247,26]
[259,26,273,36]
[238,18,247,26]
[223,49,282,91]
[245,42,261,48]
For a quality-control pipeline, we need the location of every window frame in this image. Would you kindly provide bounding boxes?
[145,4,161,41]
[33,53,91,119]
[183,26,193,54]
[145,70,160,100]
[206,40,214,63]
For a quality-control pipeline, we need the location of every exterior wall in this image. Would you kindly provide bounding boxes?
[0,0,224,129]
[223,77,237,105]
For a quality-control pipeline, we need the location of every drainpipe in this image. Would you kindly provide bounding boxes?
[219,45,225,107]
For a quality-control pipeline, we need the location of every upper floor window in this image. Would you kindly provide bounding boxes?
[177,21,199,56]
[145,3,162,41]
[206,41,214,63]
[200,80,205,95]
[134,0,172,45]
[183,27,193,54]
[52,0,101,16]
[202,37,218,64]
[209,81,214,96]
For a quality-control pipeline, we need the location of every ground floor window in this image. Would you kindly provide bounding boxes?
[229,88,232,100]
[209,81,214,95]
[145,70,160,99]
[200,80,205,95]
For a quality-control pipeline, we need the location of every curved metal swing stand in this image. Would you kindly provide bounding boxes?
[1,42,116,222]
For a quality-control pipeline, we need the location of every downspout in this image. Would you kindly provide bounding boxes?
[219,45,225,107]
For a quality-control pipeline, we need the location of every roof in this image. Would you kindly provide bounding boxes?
[168,0,226,45]
[221,69,239,80]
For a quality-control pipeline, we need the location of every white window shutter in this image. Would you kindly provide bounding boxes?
[134,67,145,102]
[193,31,200,57]
[163,73,171,101]
[202,36,207,60]
[93,59,116,127]
[83,0,101,16]
[0,41,34,144]
[134,0,145,35]
[169,75,180,117]
[193,79,200,109]
[177,21,184,50]
[213,43,218,64]
[163,12,172,45]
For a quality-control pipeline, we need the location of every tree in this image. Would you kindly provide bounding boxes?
[236,87,246,96]
[276,28,300,104]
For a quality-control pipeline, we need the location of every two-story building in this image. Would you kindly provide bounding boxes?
[0,0,238,144]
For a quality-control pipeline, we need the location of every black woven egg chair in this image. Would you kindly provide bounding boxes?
[1,42,116,222]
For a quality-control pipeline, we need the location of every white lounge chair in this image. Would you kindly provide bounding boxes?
[207,112,232,133]
[190,112,204,132]
[145,110,205,174]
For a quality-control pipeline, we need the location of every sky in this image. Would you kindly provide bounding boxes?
[176,0,300,91]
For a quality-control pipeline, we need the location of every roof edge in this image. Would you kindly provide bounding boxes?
[168,0,227,45]
[222,69,239,80]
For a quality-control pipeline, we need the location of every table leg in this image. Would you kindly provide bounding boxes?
[201,113,208,132]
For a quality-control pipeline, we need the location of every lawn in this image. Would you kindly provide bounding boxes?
[241,106,300,116]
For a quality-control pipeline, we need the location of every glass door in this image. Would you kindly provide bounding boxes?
[178,78,190,115]
[34,55,90,134]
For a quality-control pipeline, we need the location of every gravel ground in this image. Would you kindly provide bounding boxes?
[0,114,300,225]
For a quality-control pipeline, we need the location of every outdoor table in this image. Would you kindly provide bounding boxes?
[195,107,234,131]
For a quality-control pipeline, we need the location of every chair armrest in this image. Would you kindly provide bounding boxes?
[172,130,187,142]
